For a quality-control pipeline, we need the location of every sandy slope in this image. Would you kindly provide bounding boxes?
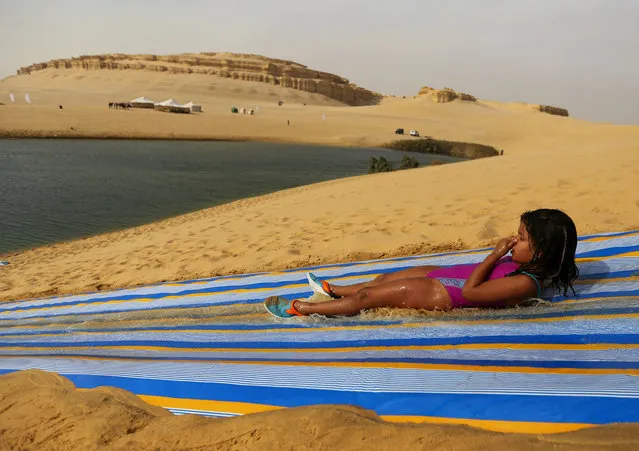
[2,370,638,451]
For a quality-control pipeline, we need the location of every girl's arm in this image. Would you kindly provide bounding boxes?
[461,236,537,304]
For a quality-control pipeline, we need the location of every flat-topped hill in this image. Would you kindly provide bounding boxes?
[15,53,383,106]
[9,52,572,116]
[417,85,569,117]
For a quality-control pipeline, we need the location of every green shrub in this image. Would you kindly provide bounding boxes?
[399,155,420,169]
[368,156,393,173]
[383,138,499,159]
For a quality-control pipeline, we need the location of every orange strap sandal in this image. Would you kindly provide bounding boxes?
[264,296,305,318]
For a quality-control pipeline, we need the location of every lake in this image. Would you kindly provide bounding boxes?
[0,139,462,254]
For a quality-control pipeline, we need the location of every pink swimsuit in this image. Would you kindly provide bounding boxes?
[427,257,540,308]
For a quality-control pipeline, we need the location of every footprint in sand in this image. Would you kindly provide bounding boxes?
[468,210,487,220]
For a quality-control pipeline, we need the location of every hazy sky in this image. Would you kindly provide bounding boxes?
[1,0,638,124]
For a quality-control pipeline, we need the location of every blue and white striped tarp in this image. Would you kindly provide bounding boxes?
[0,230,637,433]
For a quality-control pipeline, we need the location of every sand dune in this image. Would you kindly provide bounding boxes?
[1,370,638,451]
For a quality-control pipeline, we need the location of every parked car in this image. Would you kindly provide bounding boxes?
[395,128,404,135]
[410,129,420,137]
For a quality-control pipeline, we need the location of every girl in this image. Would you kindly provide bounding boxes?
[265,209,579,318]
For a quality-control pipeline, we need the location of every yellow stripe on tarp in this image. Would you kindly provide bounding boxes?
[0,283,310,315]
[573,275,639,285]
[4,310,639,339]
[137,394,595,434]
[380,415,595,434]
[2,354,637,375]
[580,231,639,243]
[139,394,283,415]
[0,312,266,331]
[3,342,637,354]
[560,295,639,304]
[578,251,639,262]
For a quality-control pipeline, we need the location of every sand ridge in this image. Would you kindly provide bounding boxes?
[1,370,638,451]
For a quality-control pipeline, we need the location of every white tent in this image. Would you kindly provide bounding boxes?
[154,99,190,114]
[130,96,155,108]
[155,99,183,107]
[184,101,202,113]
[131,96,154,103]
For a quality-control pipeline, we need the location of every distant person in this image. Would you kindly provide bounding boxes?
[265,209,578,317]
[287,119,290,126]
[500,149,504,156]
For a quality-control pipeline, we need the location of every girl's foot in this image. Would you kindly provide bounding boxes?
[264,296,305,318]
[307,272,338,298]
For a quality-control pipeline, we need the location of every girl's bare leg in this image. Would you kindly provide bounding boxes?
[329,266,441,298]
[296,277,451,316]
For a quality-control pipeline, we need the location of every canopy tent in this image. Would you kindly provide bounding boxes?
[130,96,155,109]
[155,99,183,107]
[154,99,190,114]
[184,101,202,113]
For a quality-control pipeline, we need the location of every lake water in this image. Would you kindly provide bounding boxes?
[0,139,462,254]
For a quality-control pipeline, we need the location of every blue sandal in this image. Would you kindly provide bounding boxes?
[264,296,305,318]
[307,272,338,298]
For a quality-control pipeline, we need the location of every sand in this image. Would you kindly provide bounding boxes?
[0,69,638,302]
[1,68,639,448]
[2,370,638,451]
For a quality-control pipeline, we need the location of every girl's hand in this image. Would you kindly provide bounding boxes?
[492,235,517,258]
